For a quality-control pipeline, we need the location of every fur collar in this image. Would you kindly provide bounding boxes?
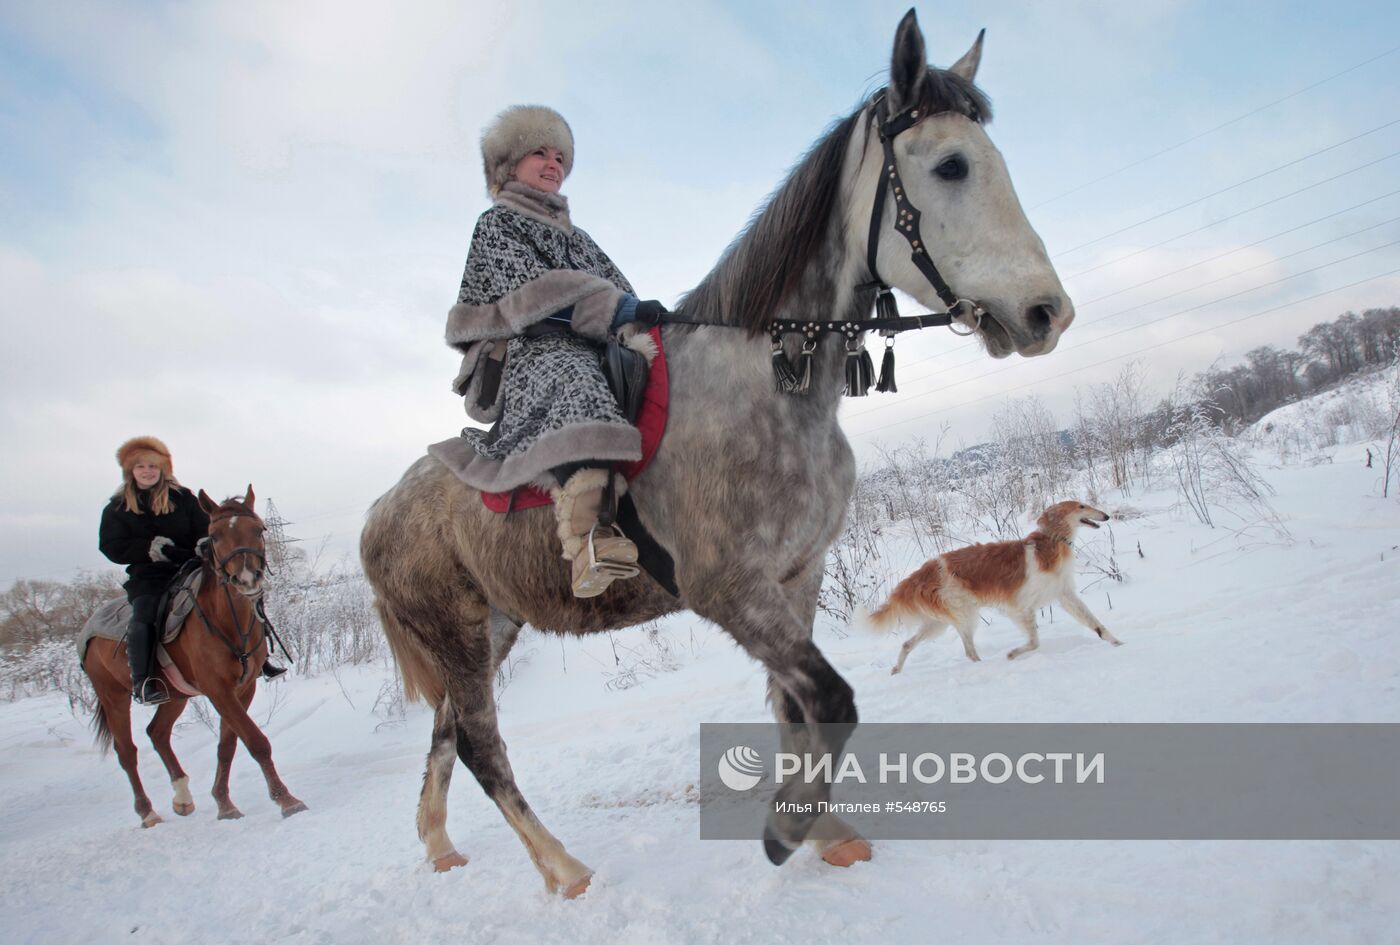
[496,182,573,234]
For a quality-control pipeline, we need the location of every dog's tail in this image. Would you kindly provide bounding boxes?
[861,597,904,632]
[861,560,945,633]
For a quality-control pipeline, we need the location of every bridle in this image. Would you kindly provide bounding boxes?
[660,91,984,396]
[189,510,272,684]
[864,91,986,339]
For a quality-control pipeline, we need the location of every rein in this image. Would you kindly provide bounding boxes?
[660,92,982,397]
[189,513,274,685]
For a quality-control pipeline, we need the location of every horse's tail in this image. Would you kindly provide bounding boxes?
[376,600,445,707]
[90,697,114,756]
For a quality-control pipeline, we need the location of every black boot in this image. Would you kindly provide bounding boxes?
[127,595,169,706]
[261,661,288,680]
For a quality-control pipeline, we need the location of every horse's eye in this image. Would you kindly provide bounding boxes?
[934,155,968,181]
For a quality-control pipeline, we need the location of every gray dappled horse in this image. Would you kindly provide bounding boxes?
[362,10,1074,897]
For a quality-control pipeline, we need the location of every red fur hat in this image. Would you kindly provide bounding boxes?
[115,435,173,479]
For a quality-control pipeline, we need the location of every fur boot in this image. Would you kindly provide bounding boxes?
[551,468,640,598]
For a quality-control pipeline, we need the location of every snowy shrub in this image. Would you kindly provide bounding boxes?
[262,564,389,676]
[602,625,680,691]
[0,638,95,712]
[1168,400,1289,540]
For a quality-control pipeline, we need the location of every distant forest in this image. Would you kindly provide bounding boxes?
[1188,305,1399,430]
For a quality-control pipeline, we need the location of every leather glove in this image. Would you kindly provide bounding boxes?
[633,299,667,327]
[162,544,196,564]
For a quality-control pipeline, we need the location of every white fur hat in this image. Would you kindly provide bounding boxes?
[480,105,574,196]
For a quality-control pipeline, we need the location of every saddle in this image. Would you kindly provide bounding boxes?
[76,562,204,665]
[155,559,203,633]
[480,327,669,513]
[477,326,678,596]
[602,334,650,425]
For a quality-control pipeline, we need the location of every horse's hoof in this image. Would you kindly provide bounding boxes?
[562,873,593,900]
[218,809,244,821]
[821,837,873,867]
[432,852,469,872]
[173,802,195,817]
[763,826,796,866]
[281,800,308,818]
[141,812,163,829]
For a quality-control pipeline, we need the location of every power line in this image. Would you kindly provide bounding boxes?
[1030,45,1400,210]
[846,239,1400,421]
[1063,150,1400,281]
[1054,120,1400,258]
[849,268,1400,440]
[1076,222,1400,326]
[886,200,1400,387]
[1075,189,1400,306]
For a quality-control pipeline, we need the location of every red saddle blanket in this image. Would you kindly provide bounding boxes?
[481,327,669,512]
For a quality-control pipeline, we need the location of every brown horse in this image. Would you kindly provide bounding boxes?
[83,487,307,827]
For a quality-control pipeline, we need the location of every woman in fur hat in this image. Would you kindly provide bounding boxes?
[433,104,667,598]
[99,437,284,704]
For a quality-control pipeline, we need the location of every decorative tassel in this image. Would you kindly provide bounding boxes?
[771,345,799,393]
[876,338,898,392]
[875,289,899,322]
[845,344,875,397]
[844,349,864,396]
[795,343,815,394]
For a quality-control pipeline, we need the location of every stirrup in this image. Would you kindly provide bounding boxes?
[261,661,288,681]
[132,677,170,706]
[571,525,640,598]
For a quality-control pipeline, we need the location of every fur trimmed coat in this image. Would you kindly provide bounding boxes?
[428,183,642,493]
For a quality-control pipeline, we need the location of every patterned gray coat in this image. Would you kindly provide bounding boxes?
[428,182,641,493]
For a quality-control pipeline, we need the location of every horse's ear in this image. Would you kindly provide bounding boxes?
[948,28,985,83]
[888,8,928,115]
[244,484,255,510]
[198,489,217,514]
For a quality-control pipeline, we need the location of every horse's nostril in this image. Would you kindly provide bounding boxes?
[1026,303,1055,339]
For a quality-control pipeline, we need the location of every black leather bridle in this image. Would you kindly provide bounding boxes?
[660,91,984,396]
[864,91,985,338]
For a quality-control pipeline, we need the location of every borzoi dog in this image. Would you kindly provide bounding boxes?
[869,501,1122,672]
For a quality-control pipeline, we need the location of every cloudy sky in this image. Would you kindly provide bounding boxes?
[3,0,1399,586]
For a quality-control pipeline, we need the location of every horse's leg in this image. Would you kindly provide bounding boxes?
[211,709,244,820]
[417,696,468,872]
[207,680,307,817]
[437,612,593,897]
[97,688,161,828]
[488,607,522,669]
[761,564,870,867]
[412,609,522,875]
[145,698,193,815]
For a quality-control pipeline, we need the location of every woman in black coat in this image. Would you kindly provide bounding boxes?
[99,436,282,704]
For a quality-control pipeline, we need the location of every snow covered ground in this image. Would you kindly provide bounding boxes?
[2,436,1398,944]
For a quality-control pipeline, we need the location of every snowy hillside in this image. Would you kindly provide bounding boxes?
[1244,366,1398,463]
[2,439,1398,944]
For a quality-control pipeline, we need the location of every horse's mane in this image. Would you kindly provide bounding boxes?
[677,68,991,334]
[211,497,261,523]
